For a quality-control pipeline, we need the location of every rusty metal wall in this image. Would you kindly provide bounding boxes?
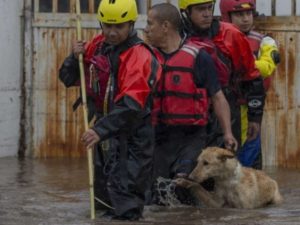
[27,0,300,168]
[32,28,98,158]
[256,17,300,168]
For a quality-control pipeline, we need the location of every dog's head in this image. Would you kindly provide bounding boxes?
[189,147,236,182]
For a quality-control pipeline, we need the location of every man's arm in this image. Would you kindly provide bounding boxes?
[58,53,80,87]
[211,90,238,150]
[256,36,280,78]
[196,49,237,149]
[241,77,266,141]
[59,41,86,87]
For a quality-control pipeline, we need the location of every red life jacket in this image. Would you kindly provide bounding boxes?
[247,31,271,91]
[211,21,260,83]
[83,35,110,112]
[188,36,232,87]
[152,41,209,126]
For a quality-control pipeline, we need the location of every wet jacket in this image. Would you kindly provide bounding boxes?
[59,32,161,218]
[152,40,209,126]
[193,20,266,123]
[90,35,160,140]
[187,36,231,87]
[59,35,109,120]
[210,21,260,82]
[59,33,160,130]
[91,34,161,218]
[83,35,110,111]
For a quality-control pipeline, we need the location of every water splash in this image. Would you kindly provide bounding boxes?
[155,177,181,207]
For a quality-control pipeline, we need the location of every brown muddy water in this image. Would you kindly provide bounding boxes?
[0,157,299,225]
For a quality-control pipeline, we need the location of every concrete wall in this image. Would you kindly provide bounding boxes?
[0,0,23,157]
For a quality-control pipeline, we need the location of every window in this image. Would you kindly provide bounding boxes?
[35,0,95,13]
[57,0,69,13]
[35,0,175,14]
[39,0,52,12]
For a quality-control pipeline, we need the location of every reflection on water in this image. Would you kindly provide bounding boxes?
[0,157,300,225]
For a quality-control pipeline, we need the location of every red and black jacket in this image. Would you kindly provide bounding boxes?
[59,32,161,140]
[191,20,266,123]
[59,35,109,121]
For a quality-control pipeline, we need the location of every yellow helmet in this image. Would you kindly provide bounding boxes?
[178,0,215,10]
[97,0,138,24]
[178,0,187,10]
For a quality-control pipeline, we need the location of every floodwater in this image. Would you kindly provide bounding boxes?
[0,157,300,225]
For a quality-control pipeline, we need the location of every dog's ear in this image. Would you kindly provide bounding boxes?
[217,153,235,163]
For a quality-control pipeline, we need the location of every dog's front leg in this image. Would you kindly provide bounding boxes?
[189,184,224,208]
[175,178,224,208]
[174,178,198,189]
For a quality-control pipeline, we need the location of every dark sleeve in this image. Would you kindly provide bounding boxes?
[92,95,147,141]
[194,49,221,97]
[241,77,266,123]
[58,53,80,87]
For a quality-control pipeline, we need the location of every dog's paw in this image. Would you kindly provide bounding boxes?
[174,178,195,189]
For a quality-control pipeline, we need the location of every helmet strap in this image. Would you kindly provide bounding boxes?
[181,2,215,36]
[129,21,135,33]
[228,12,233,22]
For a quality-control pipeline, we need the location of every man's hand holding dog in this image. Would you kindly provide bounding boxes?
[223,133,238,151]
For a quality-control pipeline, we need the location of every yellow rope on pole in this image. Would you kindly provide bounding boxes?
[75,0,95,220]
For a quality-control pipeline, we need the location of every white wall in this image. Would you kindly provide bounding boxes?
[0,0,23,157]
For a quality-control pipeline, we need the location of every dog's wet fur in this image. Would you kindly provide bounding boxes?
[175,147,283,209]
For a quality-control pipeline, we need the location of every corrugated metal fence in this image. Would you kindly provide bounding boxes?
[255,16,300,168]
[23,0,300,168]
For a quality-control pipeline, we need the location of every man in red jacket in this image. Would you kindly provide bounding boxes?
[59,0,161,220]
[178,0,266,152]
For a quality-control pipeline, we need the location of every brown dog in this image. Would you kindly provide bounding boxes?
[175,147,283,209]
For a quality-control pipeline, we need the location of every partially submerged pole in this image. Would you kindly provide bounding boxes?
[75,0,95,219]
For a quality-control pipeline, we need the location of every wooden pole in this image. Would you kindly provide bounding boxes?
[75,0,95,220]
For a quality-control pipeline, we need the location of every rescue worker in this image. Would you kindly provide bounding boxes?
[144,3,237,204]
[59,0,161,220]
[220,0,280,169]
[178,0,266,155]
